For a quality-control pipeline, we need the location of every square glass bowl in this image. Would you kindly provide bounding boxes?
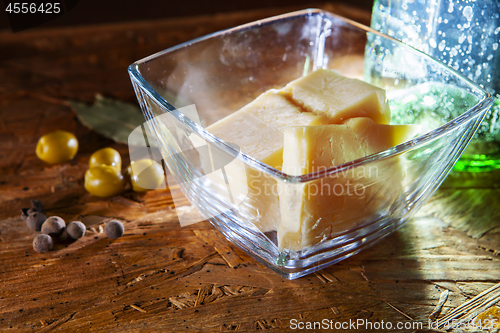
[128,9,494,279]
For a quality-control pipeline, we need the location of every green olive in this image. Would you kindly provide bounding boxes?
[36,130,78,164]
[84,165,126,197]
[127,159,165,192]
[89,147,121,170]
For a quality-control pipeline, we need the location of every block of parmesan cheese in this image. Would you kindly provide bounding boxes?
[280,69,391,124]
[205,69,399,235]
[278,118,419,250]
[207,90,335,166]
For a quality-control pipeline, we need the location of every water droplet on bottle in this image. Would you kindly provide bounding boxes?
[463,6,473,22]
[438,40,446,51]
[475,66,482,77]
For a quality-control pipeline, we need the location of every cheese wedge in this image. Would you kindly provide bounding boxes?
[278,118,419,250]
[280,69,391,124]
[208,89,332,165]
[207,90,331,231]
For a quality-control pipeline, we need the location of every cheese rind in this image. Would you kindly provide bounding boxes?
[280,69,391,124]
[278,118,419,250]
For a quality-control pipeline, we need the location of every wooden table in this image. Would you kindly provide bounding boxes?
[1,4,499,332]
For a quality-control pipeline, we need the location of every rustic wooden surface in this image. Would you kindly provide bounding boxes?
[1,3,499,332]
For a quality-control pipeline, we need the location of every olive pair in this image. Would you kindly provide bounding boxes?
[85,148,165,197]
[85,148,125,197]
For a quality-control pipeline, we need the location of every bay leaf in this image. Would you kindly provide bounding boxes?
[69,94,155,146]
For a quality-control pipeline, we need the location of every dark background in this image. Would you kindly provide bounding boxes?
[0,0,374,31]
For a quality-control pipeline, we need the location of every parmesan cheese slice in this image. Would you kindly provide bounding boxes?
[278,118,419,250]
[280,69,391,124]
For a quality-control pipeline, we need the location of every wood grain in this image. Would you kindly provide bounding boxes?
[0,3,499,332]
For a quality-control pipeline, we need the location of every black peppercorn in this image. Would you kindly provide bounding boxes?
[66,221,86,240]
[26,212,46,232]
[33,234,53,253]
[105,220,124,239]
[41,216,66,238]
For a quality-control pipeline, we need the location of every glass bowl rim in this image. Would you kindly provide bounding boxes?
[128,8,494,184]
